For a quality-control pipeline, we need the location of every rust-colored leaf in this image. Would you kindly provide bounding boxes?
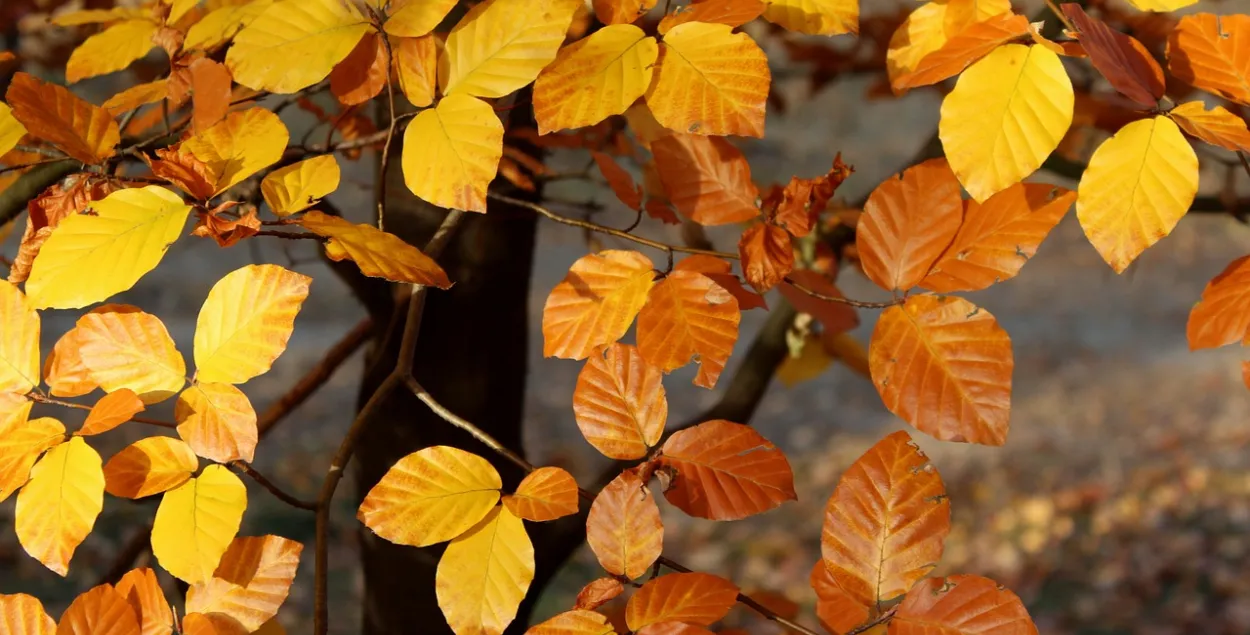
[651,133,759,226]
[896,13,1031,90]
[145,145,218,201]
[572,343,667,460]
[1063,4,1163,110]
[856,158,963,292]
[1188,255,1250,350]
[658,419,795,520]
[738,223,793,292]
[189,58,233,134]
[777,269,859,336]
[78,389,145,436]
[5,72,119,164]
[658,0,766,35]
[673,255,766,310]
[890,575,1037,635]
[575,578,625,611]
[592,151,643,210]
[1169,100,1250,152]
[594,0,658,26]
[769,154,853,238]
[810,563,870,635]
[56,584,141,635]
[526,609,615,635]
[503,466,579,522]
[586,470,662,579]
[636,270,740,388]
[115,568,174,635]
[822,430,949,607]
[192,203,261,248]
[543,250,655,360]
[330,31,388,106]
[1168,14,1250,106]
[625,572,738,631]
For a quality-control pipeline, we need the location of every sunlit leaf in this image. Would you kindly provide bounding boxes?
[16,437,103,576]
[298,211,452,287]
[225,0,371,93]
[625,572,738,631]
[895,13,1030,90]
[886,0,1011,90]
[659,419,795,520]
[184,0,276,52]
[810,562,869,635]
[543,250,655,360]
[186,536,303,632]
[636,270,740,388]
[194,264,311,385]
[394,34,439,107]
[658,0,765,34]
[594,0,657,25]
[586,470,662,579]
[0,281,38,395]
[436,506,535,635]
[0,409,61,503]
[0,593,55,635]
[575,578,625,611]
[645,22,769,137]
[502,466,579,522]
[103,436,199,499]
[401,93,503,212]
[572,343,666,460]
[330,31,388,106]
[176,383,258,463]
[43,327,97,398]
[183,108,289,196]
[674,255,766,310]
[534,24,658,134]
[76,307,187,404]
[188,59,233,134]
[78,389,145,436]
[1168,101,1250,153]
[1187,255,1250,350]
[762,0,857,36]
[0,103,27,159]
[5,72,119,164]
[1062,4,1163,110]
[261,156,340,216]
[526,609,615,635]
[66,19,158,83]
[101,80,168,116]
[385,0,457,37]
[651,133,759,226]
[739,223,793,292]
[1169,14,1250,105]
[115,568,174,635]
[889,575,1037,635]
[56,584,141,635]
[440,0,581,98]
[152,464,248,584]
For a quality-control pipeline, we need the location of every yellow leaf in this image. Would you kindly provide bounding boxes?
[101,80,169,116]
[0,103,27,159]
[939,43,1073,202]
[66,19,159,83]
[385,0,458,37]
[298,211,452,287]
[358,446,502,547]
[0,408,62,503]
[401,93,503,212]
[435,506,535,635]
[225,0,371,93]
[78,388,145,436]
[534,25,658,134]
[152,464,247,584]
[25,186,192,310]
[184,0,275,52]
[440,0,581,98]
[644,21,770,137]
[0,593,56,635]
[15,436,103,576]
[763,0,858,36]
[183,108,289,196]
[76,308,187,404]
[0,281,39,395]
[103,436,199,499]
[260,155,340,216]
[50,7,148,26]
[194,264,311,384]
[1076,115,1199,273]
[185,535,303,631]
[176,383,258,463]
[394,34,439,108]
[1124,0,1196,10]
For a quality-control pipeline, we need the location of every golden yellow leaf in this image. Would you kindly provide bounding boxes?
[0,281,39,395]
[298,211,452,287]
[152,464,248,584]
[358,446,503,547]
[66,19,159,83]
[0,593,56,635]
[176,383,258,463]
[542,250,655,360]
[260,156,339,216]
[400,93,503,212]
[0,409,62,503]
[194,264,311,385]
[502,466,580,522]
[76,308,187,404]
[43,326,98,398]
[533,24,658,134]
[183,108,289,196]
[225,0,371,93]
[101,80,169,116]
[1125,0,1196,9]
[645,21,769,137]
[184,0,275,52]
[1168,100,1250,153]
[50,7,146,26]
[939,44,1073,202]
[394,35,439,108]
[1077,115,1198,273]
[885,0,1011,91]
[78,388,145,436]
[115,568,174,635]
[0,103,26,159]
[436,506,535,635]
[103,436,199,499]
[385,0,458,37]
[440,0,581,98]
[15,436,103,576]
[763,0,858,36]
[186,535,303,632]
[57,584,142,635]
[25,186,192,310]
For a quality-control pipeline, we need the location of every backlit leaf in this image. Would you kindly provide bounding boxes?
[26,186,191,310]
[183,108,289,196]
[939,44,1073,202]
[152,464,247,584]
[886,0,1011,90]
[5,72,119,164]
[822,430,950,606]
[225,0,371,93]
[184,0,275,52]
[1076,115,1198,272]
[436,506,535,635]
[594,0,657,25]
[636,270,740,388]
[895,13,1030,90]
[188,59,233,134]
[56,584,141,635]
[194,264,311,385]
[1168,14,1250,105]
[625,573,738,631]
[592,152,644,210]
[586,470,662,579]
[329,32,388,106]
[185,536,303,632]
[534,24,658,134]
[440,0,581,98]
[739,223,793,292]
[261,156,340,216]
[810,563,870,635]
[1062,4,1163,110]
[401,93,503,212]
[889,575,1037,635]
[0,409,61,503]
[1187,255,1250,350]
[176,383,258,464]
[762,0,857,36]
[66,19,158,83]
[102,80,168,116]
[103,436,199,499]
[385,0,457,37]
[870,296,1013,445]
[78,389,145,436]
[503,466,579,522]
[572,343,667,460]
[658,0,766,34]
[778,269,859,335]
[76,308,187,404]
[674,255,766,310]
[651,133,759,226]
[575,578,625,611]
[0,593,55,635]
[855,158,962,293]
[0,281,38,395]
[1168,101,1250,153]
[0,103,27,159]
[542,250,655,360]
[298,211,451,287]
[358,446,502,547]
[526,610,615,635]
[1125,0,1196,9]
[16,437,103,576]
[659,419,795,520]
[644,22,769,137]
[394,35,439,107]
[115,568,174,635]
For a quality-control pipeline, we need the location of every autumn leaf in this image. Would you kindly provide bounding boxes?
[401,93,503,212]
[358,446,502,547]
[0,281,39,395]
[674,255,766,310]
[777,333,832,388]
[185,535,303,632]
[658,0,766,34]
[890,575,1037,635]
[16,436,103,576]
[385,0,458,37]
[534,24,658,134]
[1076,115,1198,272]
[194,264,311,385]
[769,154,852,237]
[394,35,439,107]
[1062,4,1163,110]
[810,563,869,635]
[586,470,663,579]
[739,223,793,292]
[527,610,615,635]
[440,0,581,98]
[5,72,119,164]
[184,0,276,52]
[594,0,657,25]
[645,22,769,137]
[651,133,759,225]
[763,0,857,36]
[152,464,248,584]
[592,151,644,210]
[637,270,740,388]
[886,0,1011,89]
[1168,14,1250,105]
[12,173,120,287]
[78,389,145,436]
[225,0,371,93]
[101,80,168,115]
[658,419,796,520]
[503,466,580,521]
[103,436,199,499]
[870,295,1013,445]
[0,593,55,635]
[66,19,158,83]
[261,156,340,216]
[175,383,258,464]
[543,250,655,360]
[895,13,1031,90]
[625,572,738,631]
[188,58,233,133]
[572,343,667,460]
[330,32,388,106]
[1168,101,1250,153]
[575,578,625,611]
[435,506,535,635]
[44,328,95,398]
[298,211,452,287]
[76,308,187,404]
[144,146,217,201]
[0,103,27,159]
[821,430,949,607]
[115,568,174,635]
[56,584,142,635]
[778,269,859,335]
[0,410,62,503]
[1187,255,1250,350]
[183,108,289,196]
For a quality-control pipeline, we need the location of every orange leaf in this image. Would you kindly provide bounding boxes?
[1168,14,1250,106]
[185,536,303,632]
[890,575,1037,635]
[1063,4,1163,110]
[542,250,655,360]
[1187,255,1250,350]
[575,578,625,611]
[921,183,1075,293]
[78,388,145,436]
[593,0,657,25]
[533,24,659,134]
[189,58,233,133]
[651,133,759,226]
[572,343,667,460]
[103,437,199,499]
[115,568,174,635]
[769,154,853,237]
[5,72,119,164]
[777,269,859,335]
[56,584,141,635]
[856,158,963,292]
[176,383,258,464]
[822,430,949,607]
[393,34,438,108]
[645,22,768,137]
[1169,101,1250,152]
[658,0,766,35]
[297,211,451,287]
[637,271,740,388]
[870,296,1013,445]
[503,466,580,521]
[586,470,663,579]
[637,624,714,635]
[527,609,615,635]
[625,572,738,631]
[810,562,870,635]
[102,79,168,116]
[658,419,795,520]
[180,613,246,635]
[0,593,55,634]
[592,151,643,210]
[1244,361,1250,391]
[896,13,1031,90]
[738,223,793,292]
[673,255,766,310]
[330,31,388,106]
[192,203,261,248]
[145,145,218,201]
[76,308,187,404]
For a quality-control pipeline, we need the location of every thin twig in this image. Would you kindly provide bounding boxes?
[255,229,324,240]
[1044,0,1076,32]
[230,460,317,510]
[845,606,898,635]
[30,393,178,429]
[257,317,373,437]
[1237,151,1250,182]
[656,557,823,635]
[782,277,901,309]
[377,35,398,232]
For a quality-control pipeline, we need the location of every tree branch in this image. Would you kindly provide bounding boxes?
[230,460,317,510]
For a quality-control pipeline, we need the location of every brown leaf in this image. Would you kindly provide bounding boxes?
[625,572,738,631]
[1063,4,1164,110]
[5,72,119,164]
[189,58,233,133]
[659,419,795,520]
[651,133,759,226]
[890,575,1037,635]
[770,153,853,237]
[573,343,667,460]
[855,158,962,292]
[777,269,859,335]
[586,470,663,579]
[592,151,643,210]
[576,578,625,611]
[191,203,261,247]
[673,255,766,310]
[145,145,218,200]
[331,31,388,106]
[594,0,657,25]
[636,270,740,388]
[738,223,793,292]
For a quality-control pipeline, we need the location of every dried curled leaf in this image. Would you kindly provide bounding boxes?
[298,211,451,288]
